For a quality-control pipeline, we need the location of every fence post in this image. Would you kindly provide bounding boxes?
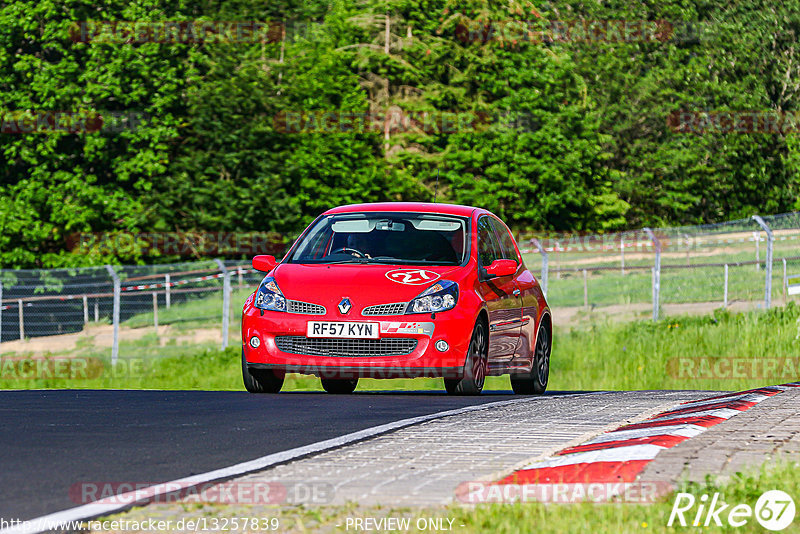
[724,264,729,307]
[684,233,690,265]
[214,259,231,350]
[165,274,171,309]
[783,258,788,303]
[94,299,99,322]
[83,295,89,325]
[644,228,661,321]
[105,265,120,364]
[620,236,625,275]
[153,292,159,334]
[752,215,773,309]
[530,238,548,297]
[583,269,588,308]
[754,231,760,267]
[18,299,24,340]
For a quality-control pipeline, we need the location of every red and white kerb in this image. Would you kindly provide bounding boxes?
[496,383,798,486]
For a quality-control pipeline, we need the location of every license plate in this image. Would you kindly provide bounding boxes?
[307,321,379,339]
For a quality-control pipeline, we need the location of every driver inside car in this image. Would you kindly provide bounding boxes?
[345,232,373,258]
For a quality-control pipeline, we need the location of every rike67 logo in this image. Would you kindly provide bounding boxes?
[668,490,795,531]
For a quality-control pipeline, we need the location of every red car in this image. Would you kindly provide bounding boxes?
[241,202,551,395]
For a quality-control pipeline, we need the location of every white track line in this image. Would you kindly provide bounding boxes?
[677,392,772,409]
[2,396,548,534]
[520,444,666,470]
[586,424,706,444]
[648,407,744,422]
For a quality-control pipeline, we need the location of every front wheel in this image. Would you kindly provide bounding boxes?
[444,319,488,395]
[511,323,550,395]
[321,378,358,394]
[242,350,284,393]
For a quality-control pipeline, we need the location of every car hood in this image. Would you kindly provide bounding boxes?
[271,263,466,310]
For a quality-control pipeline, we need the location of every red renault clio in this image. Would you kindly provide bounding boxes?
[241,202,551,395]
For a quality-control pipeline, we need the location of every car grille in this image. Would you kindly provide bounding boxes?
[361,302,407,316]
[275,336,417,357]
[286,300,326,315]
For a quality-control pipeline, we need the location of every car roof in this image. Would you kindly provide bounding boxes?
[323,202,482,217]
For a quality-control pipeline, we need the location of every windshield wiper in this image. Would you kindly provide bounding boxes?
[368,257,455,265]
[367,256,406,263]
[324,258,370,264]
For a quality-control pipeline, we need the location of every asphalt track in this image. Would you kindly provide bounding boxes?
[0,388,563,521]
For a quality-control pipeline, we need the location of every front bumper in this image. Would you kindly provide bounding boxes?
[241,303,474,379]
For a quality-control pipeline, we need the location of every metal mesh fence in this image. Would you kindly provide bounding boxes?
[0,260,266,362]
[520,211,800,320]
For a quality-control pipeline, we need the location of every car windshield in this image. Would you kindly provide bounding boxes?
[287,212,469,265]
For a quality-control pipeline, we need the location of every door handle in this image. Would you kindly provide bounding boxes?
[513,288,521,297]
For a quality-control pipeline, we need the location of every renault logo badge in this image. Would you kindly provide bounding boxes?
[338,298,352,314]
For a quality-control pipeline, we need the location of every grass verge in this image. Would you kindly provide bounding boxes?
[3,304,799,391]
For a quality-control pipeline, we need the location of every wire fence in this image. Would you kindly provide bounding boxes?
[2,212,800,361]
[0,260,264,362]
[519,212,800,321]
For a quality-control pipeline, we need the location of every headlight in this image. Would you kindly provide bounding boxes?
[406,280,458,314]
[254,276,287,312]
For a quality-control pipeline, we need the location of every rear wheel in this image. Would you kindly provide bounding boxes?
[511,324,550,395]
[444,319,488,395]
[242,350,284,393]
[321,378,358,394]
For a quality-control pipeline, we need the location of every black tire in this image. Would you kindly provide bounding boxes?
[444,319,488,395]
[321,378,358,394]
[511,323,550,395]
[242,350,284,393]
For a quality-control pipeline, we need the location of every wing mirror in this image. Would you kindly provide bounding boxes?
[484,259,518,278]
[252,255,277,272]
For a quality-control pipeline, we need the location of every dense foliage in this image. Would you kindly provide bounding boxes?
[1,0,798,267]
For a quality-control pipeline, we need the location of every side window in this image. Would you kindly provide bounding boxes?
[490,218,519,262]
[477,216,500,267]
